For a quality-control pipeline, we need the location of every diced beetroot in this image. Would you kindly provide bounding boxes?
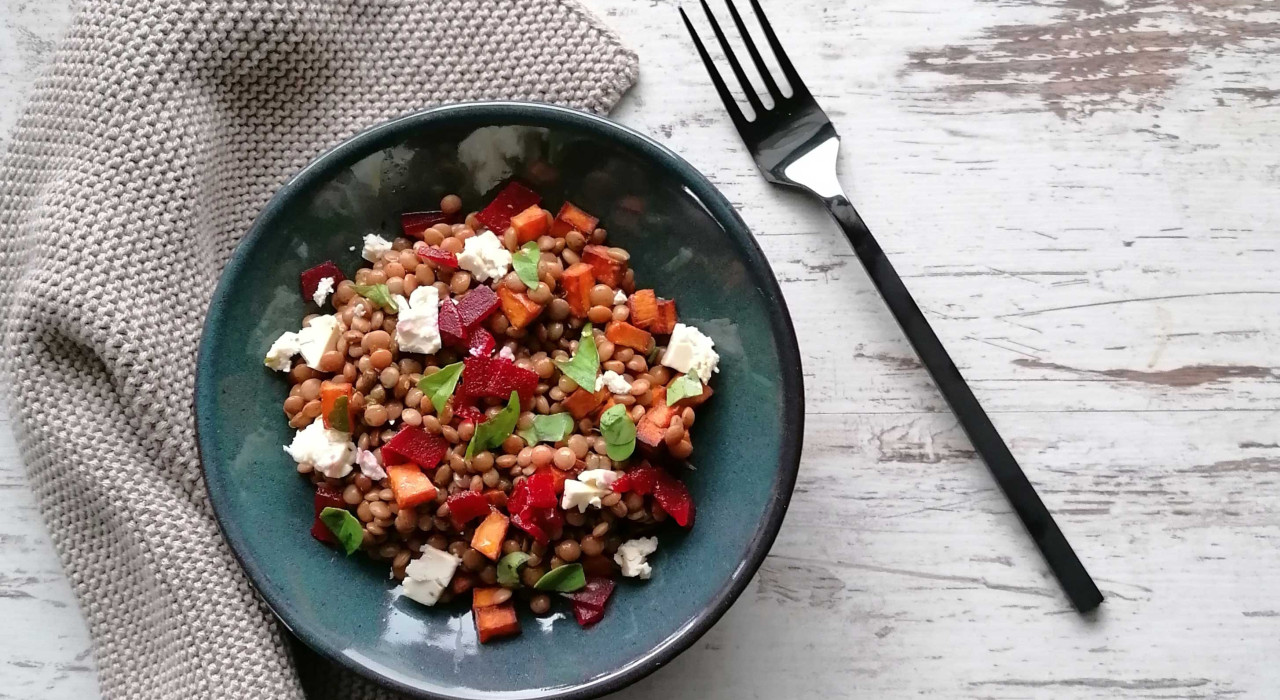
[611,474,631,493]
[461,356,538,401]
[653,475,695,527]
[565,576,615,612]
[525,471,557,509]
[447,491,492,528]
[573,602,606,627]
[438,300,468,348]
[381,426,448,470]
[497,361,539,401]
[310,483,347,545]
[506,481,561,544]
[456,285,500,331]
[300,261,345,302]
[401,211,449,239]
[418,246,459,269]
[476,181,541,234]
[468,328,496,357]
[452,399,486,425]
[627,465,661,496]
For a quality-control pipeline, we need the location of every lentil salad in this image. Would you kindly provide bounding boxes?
[265,183,719,642]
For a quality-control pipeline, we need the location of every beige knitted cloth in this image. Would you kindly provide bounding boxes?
[0,1,637,698]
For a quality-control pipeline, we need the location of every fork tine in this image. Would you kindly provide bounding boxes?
[679,7,751,130]
[723,0,783,102]
[697,0,764,115]
[747,0,808,97]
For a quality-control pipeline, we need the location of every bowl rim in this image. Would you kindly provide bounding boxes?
[195,100,804,700]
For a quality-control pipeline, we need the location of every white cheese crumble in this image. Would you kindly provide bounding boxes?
[283,420,355,478]
[391,285,441,354]
[297,315,340,368]
[499,345,516,361]
[356,448,386,480]
[402,546,460,606]
[660,323,719,382]
[577,469,618,491]
[561,476,611,513]
[613,289,628,305]
[312,276,335,307]
[614,537,658,580]
[264,331,302,372]
[594,370,632,395]
[456,230,512,282]
[362,234,393,263]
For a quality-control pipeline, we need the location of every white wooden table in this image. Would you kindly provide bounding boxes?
[4,0,1279,697]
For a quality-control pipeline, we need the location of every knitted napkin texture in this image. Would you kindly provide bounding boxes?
[0,1,637,698]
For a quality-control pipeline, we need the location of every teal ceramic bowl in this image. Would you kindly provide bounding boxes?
[196,102,803,699]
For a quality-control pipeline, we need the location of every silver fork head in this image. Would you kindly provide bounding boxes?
[679,0,843,198]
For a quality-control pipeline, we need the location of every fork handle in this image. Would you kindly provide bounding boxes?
[824,195,1103,613]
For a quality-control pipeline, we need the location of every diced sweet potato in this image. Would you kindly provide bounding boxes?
[386,464,438,510]
[636,387,677,448]
[510,205,549,244]
[497,286,545,330]
[472,587,507,608]
[581,245,625,287]
[563,388,606,420]
[651,299,677,335]
[561,263,595,317]
[471,511,509,561]
[628,289,659,329]
[549,202,599,238]
[474,601,520,644]
[605,321,653,353]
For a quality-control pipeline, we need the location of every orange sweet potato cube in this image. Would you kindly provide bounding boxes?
[385,464,438,510]
[471,511,509,561]
[628,289,659,329]
[561,263,594,317]
[636,387,676,448]
[605,321,653,353]
[498,286,545,329]
[563,388,606,419]
[550,202,599,237]
[651,299,677,335]
[474,601,520,643]
[581,244,626,287]
[472,587,507,608]
[510,205,549,244]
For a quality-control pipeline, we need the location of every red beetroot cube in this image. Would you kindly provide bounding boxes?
[452,400,485,425]
[476,181,541,233]
[468,327,496,357]
[447,491,492,528]
[565,576,615,612]
[418,246,458,269]
[401,211,449,239]
[438,299,468,348]
[462,356,537,401]
[456,285,500,331]
[525,471,557,509]
[573,602,606,627]
[300,261,345,302]
[311,483,347,545]
[381,426,448,469]
[652,473,695,528]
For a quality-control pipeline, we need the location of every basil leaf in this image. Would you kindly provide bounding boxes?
[511,241,541,290]
[418,362,464,414]
[533,563,586,592]
[599,404,636,461]
[665,374,703,407]
[466,391,520,459]
[519,412,575,445]
[497,551,531,588]
[352,283,398,313]
[326,394,351,432]
[646,343,661,365]
[319,507,363,555]
[553,323,599,391]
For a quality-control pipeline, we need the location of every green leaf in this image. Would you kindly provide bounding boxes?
[352,283,399,313]
[418,362,464,414]
[599,404,636,461]
[646,343,661,365]
[511,241,541,290]
[319,507,363,555]
[533,563,586,592]
[466,391,520,459]
[325,394,351,432]
[497,552,531,588]
[553,323,599,391]
[519,412,575,445]
[665,374,703,407]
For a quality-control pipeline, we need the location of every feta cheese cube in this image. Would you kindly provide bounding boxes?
[362,234,392,263]
[282,419,355,478]
[312,276,336,307]
[456,230,512,282]
[264,331,302,372]
[614,537,658,579]
[392,285,441,354]
[296,315,340,368]
[660,323,719,382]
[594,370,632,395]
[561,477,611,513]
[402,546,460,606]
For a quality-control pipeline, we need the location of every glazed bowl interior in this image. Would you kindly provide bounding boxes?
[196,102,803,700]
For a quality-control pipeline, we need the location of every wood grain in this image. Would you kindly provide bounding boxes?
[3,0,1278,697]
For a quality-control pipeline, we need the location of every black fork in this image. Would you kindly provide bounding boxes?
[680,0,1103,613]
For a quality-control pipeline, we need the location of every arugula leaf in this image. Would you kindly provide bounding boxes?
[319,507,363,555]
[553,323,599,391]
[511,241,541,290]
[533,563,586,592]
[497,551,531,588]
[352,283,398,313]
[665,374,703,406]
[418,362,464,414]
[517,412,575,446]
[466,391,520,459]
[599,404,636,461]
